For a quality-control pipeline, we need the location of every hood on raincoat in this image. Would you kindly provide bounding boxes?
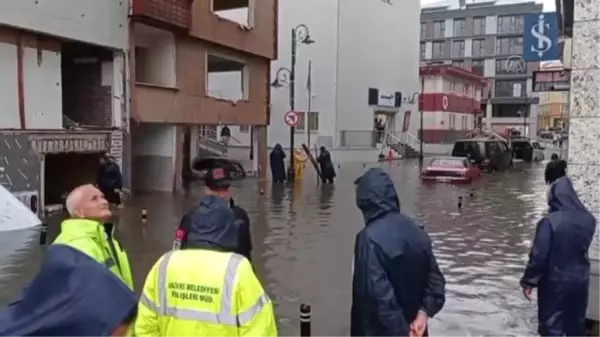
[547,177,587,213]
[181,195,239,252]
[354,168,400,223]
[0,245,136,336]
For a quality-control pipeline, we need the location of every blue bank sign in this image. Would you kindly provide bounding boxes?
[523,12,559,62]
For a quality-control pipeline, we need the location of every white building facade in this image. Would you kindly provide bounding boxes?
[0,0,128,212]
[226,0,422,154]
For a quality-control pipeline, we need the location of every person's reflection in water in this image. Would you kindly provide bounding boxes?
[319,184,335,211]
[270,183,286,215]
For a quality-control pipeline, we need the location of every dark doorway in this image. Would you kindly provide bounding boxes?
[44,152,104,206]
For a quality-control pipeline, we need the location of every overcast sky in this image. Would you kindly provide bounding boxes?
[420,0,555,11]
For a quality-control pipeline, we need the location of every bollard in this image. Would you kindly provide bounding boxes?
[469,189,474,197]
[362,163,366,168]
[458,196,463,209]
[141,208,148,225]
[260,189,265,195]
[39,223,48,245]
[300,303,311,337]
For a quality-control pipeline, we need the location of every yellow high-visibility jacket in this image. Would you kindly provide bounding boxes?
[133,249,277,337]
[53,219,134,290]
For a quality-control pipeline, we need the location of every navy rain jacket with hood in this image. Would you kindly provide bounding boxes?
[521,177,596,336]
[270,143,287,183]
[0,245,137,336]
[351,168,446,336]
[177,195,241,256]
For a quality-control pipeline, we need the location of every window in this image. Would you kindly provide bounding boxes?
[532,141,543,150]
[471,59,484,75]
[452,40,465,57]
[443,80,453,92]
[420,42,426,59]
[455,82,465,94]
[497,15,524,34]
[495,58,526,74]
[239,125,250,133]
[308,112,319,132]
[461,115,468,129]
[452,60,465,69]
[432,41,445,58]
[494,79,527,97]
[471,39,485,57]
[473,16,486,35]
[496,37,523,55]
[296,111,319,132]
[433,20,445,38]
[449,114,457,129]
[453,19,466,37]
[420,22,427,38]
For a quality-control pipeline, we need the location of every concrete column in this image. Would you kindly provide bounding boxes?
[567,0,600,320]
[255,125,268,180]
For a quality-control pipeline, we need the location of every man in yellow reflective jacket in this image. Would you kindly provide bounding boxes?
[133,195,277,336]
[53,184,134,290]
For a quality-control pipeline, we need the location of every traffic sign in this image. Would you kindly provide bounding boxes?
[284,111,300,127]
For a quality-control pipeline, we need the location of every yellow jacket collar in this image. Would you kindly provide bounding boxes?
[61,218,105,238]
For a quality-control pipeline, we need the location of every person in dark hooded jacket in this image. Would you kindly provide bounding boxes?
[177,167,252,261]
[520,177,596,336]
[96,155,124,206]
[544,153,567,185]
[0,245,137,336]
[318,146,336,184]
[270,143,287,183]
[351,168,445,336]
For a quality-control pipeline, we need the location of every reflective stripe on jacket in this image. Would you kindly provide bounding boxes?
[133,249,277,337]
[52,219,134,290]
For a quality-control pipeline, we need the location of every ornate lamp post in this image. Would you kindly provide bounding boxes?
[271,24,314,181]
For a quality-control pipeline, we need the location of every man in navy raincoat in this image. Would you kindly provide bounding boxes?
[521,177,596,336]
[351,168,446,336]
[0,245,137,336]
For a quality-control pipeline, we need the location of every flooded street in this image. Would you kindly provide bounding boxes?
[0,159,550,336]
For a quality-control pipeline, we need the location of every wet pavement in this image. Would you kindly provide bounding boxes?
[0,159,551,336]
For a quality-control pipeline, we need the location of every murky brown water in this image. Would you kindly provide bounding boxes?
[0,159,550,336]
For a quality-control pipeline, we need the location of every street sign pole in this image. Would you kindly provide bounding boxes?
[288,28,297,181]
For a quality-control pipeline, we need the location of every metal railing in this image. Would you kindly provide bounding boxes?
[197,126,242,157]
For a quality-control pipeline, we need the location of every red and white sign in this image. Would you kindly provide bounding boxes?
[284,111,300,127]
[442,96,449,110]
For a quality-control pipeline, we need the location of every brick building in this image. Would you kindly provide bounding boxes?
[130,0,277,191]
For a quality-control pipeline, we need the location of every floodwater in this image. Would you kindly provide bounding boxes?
[0,159,551,336]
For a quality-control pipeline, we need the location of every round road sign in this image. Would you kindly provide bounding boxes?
[442,96,449,110]
[284,111,300,127]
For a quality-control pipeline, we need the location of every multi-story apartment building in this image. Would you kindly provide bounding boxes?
[420,0,543,137]
[538,61,569,130]
[0,0,129,213]
[130,0,277,191]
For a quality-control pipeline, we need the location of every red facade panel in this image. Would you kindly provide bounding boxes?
[132,0,191,29]
[419,93,483,114]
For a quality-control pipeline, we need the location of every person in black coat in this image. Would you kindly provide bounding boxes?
[96,155,123,207]
[270,143,287,183]
[176,167,252,262]
[521,177,596,336]
[544,153,567,185]
[351,168,445,336]
[317,146,336,184]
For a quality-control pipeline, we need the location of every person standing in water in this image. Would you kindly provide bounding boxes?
[317,146,336,184]
[270,143,287,183]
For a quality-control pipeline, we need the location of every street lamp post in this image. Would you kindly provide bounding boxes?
[271,24,314,182]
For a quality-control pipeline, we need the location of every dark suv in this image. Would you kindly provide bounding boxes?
[451,138,513,171]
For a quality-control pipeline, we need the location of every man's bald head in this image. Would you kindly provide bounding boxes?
[66,184,111,221]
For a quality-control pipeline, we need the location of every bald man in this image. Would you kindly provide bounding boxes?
[53,184,134,290]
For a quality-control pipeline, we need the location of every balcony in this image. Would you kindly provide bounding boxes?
[131,0,192,30]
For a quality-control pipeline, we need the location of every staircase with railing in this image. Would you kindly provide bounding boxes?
[197,126,241,157]
[382,131,421,158]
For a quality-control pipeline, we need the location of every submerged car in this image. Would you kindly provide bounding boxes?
[190,157,246,181]
[510,137,545,162]
[451,138,513,171]
[421,156,481,183]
